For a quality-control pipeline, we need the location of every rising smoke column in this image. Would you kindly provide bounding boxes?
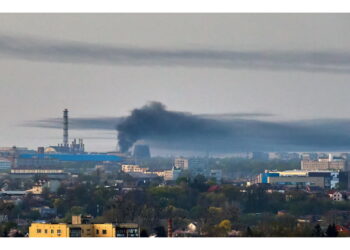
[23,102,350,153]
[116,102,230,152]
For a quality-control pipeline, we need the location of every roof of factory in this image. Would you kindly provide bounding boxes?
[18,153,122,162]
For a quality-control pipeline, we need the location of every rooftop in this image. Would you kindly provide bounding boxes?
[19,153,122,162]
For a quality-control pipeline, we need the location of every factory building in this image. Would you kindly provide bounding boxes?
[46,109,85,154]
[10,169,67,179]
[14,156,60,169]
[0,146,35,157]
[46,138,85,154]
[17,153,122,163]
[10,153,121,179]
[0,146,35,167]
[11,152,65,179]
[29,215,139,237]
[0,158,11,171]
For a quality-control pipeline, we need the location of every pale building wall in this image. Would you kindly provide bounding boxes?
[301,160,345,171]
[29,223,69,237]
[174,158,189,170]
[121,165,148,173]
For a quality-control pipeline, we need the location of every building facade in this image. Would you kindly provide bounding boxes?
[301,154,346,171]
[29,215,140,237]
[174,158,189,170]
[121,164,148,173]
[268,176,325,188]
[256,169,342,189]
[0,158,11,170]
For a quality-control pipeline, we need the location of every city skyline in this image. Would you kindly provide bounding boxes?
[1,11,350,240]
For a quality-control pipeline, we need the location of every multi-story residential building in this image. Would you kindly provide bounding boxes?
[301,155,346,171]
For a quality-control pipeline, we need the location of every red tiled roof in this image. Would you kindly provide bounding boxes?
[208,185,220,192]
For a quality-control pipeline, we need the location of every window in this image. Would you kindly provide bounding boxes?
[102,230,107,235]
[57,229,62,236]
[96,229,99,234]
[44,229,48,234]
[51,229,54,234]
[37,229,41,233]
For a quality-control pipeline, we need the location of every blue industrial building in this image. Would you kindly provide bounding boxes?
[260,172,280,183]
[19,153,122,162]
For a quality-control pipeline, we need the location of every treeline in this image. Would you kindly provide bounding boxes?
[14,175,350,236]
[2,170,350,237]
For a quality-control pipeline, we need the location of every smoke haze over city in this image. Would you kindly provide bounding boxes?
[1,14,350,153]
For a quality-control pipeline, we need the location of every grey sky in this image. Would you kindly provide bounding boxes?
[1,14,350,153]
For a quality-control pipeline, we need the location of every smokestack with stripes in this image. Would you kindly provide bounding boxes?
[63,109,68,147]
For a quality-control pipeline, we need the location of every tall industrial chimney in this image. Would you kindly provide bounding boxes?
[63,109,68,147]
[167,218,173,237]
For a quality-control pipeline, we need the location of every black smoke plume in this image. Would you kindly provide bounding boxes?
[116,102,350,153]
[22,102,350,153]
[116,102,232,152]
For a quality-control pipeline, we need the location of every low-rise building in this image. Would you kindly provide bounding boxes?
[10,169,67,179]
[328,191,350,201]
[27,185,43,194]
[330,191,345,201]
[268,176,325,188]
[255,169,342,189]
[29,215,139,237]
[121,165,148,173]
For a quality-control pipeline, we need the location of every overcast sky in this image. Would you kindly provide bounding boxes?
[1,14,350,153]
